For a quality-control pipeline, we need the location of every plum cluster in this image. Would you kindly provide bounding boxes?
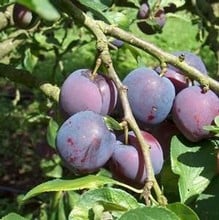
[123,51,219,144]
[56,69,165,187]
[56,51,219,186]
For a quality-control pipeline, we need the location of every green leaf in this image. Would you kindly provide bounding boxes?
[46,118,59,149]
[76,0,111,23]
[70,187,141,219]
[193,176,219,220]
[22,175,142,202]
[160,0,185,8]
[23,49,38,72]
[104,116,123,131]
[16,0,60,21]
[170,135,217,204]
[0,213,28,220]
[203,125,219,132]
[40,155,62,178]
[127,0,140,7]
[214,115,219,127]
[119,207,180,220]
[167,202,199,220]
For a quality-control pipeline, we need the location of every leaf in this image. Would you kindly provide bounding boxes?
[104,116,123,131]
[76,0,111,23]
[46,118,59,148]
[22,175,142,202]
[170,135,217,204]
[214,115,219,127]
[160,0,185,8]
[23,49,38,72]
[193,176,219,220]
[16,0,60,21]
[70,187,141,219]
[119,207,180,220]
[0,63,38,88]
[167,202,199,220]
[0,212,28,220]
[127,0,140,7]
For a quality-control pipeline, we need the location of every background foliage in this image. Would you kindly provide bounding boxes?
[0,0,218,219]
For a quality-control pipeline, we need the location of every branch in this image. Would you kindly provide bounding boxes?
[0,63,60,102]
[98,23,219,93]
[61,0,167,205]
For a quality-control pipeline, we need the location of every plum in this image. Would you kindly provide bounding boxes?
[172,86,219,142]
[56,111,116,174]
[155,67,189,93]
[123,67,175,125]
[13,3,38,29]
[151,120,180,159]
[59,69,117,118]
[109,130,164,186]
[137,3,166,35]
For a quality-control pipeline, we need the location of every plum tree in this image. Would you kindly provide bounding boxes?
[13,3,39,29]
[172,86,219,142]
[123,67,175,125]
[137,3,166,35]
[109,130,164,186]
[59,69,117,118]
[56,110,116,174]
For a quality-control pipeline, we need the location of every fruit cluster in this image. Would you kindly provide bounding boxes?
[56,51,219,187]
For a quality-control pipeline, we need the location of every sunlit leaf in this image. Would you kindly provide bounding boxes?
[0,213,28,220]
[70,187,141,219]
[16,0,60,21]
[170,135,217,203]
[119,207,180,220]
[167,202,199,220]
[22,175,142,201]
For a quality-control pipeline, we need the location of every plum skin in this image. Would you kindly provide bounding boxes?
[59,69,117,118]
[56,111,116,174]
[109,131,164,186]
[137,3,166,35]
[123,67,175,125]
[13,3,38,29]
[172,86,219,142]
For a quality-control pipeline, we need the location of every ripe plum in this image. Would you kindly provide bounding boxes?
[137,3,166,34]
[56,111,116,174]
[123,67,175,125]
[172,86,219,142]
[109,131,164,186]
[13,3,38,29]
[59,69,117,117]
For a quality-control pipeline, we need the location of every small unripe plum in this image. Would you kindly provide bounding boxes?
[137,3,166,35]
[109,131,164,186]
[13,3,39,29]
[110,39,124,48]
[172,86,219,142]
[59,69,117,118]
[123,67,175,125]
[56,111,116,174]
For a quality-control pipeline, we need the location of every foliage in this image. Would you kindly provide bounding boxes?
[0,0,219,219]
